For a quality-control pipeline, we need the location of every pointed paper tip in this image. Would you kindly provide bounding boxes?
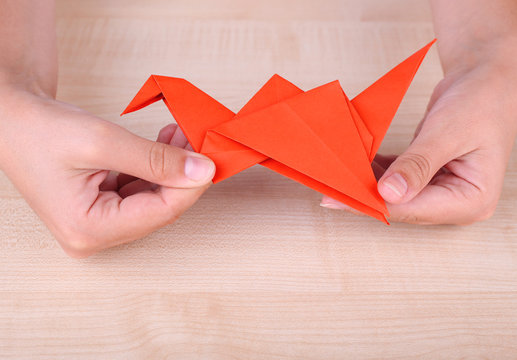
[267,73,301,89]
[121,101,138,116]
[351,39,436,159]
[120,75,166,117]
[417,38,437,57]
[382,211,390,225]
[405,38,436,69]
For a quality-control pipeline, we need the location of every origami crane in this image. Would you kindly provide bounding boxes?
[122,40,435,223]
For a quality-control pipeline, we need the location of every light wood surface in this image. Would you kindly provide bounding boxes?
[1,0,516,358]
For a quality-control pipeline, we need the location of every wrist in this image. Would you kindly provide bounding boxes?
[438,33,517,78]
[0,67,56,100]
[0,84,47,170]
[434,39,517,142]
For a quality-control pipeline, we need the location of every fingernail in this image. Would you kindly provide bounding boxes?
[320,202,346,210]
[381,173,407,199]
[184,156,214,182]
[320,199,364,215]
[320,197,347,210]
[170,127,188,148]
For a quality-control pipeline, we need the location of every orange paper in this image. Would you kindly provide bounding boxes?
[122,40,435,223]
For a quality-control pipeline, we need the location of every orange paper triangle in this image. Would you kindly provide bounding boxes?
[122,40,436,223]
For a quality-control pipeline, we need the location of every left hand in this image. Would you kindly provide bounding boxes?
[0,89,215,258]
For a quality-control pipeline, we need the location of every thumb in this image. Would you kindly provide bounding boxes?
[378,132,456,204]
[89,123,215,188]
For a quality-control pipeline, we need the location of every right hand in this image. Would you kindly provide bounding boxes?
[321,59,517,224]
[0,88,215,258]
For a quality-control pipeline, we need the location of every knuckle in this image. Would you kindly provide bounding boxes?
[165,212,181,225]
[62,245,93,259]
[54,221,101,258]
[473,191,499,222]
[162,185,209,224]
[163,202,189,224]
[399,152,432,187]
[474,208,495,223]
[59,233,96,259]
[391,212,429,225]
[453,184,500,224]
[148,142,170,182]
[397,213,418,224]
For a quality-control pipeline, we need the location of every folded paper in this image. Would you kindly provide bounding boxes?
[122,40,436,223]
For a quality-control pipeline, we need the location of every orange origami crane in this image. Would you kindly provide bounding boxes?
[122,40,436,223]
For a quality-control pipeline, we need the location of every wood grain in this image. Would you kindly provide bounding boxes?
[1,0,516,358]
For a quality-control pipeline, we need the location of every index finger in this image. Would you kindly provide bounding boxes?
[386,172,486,225]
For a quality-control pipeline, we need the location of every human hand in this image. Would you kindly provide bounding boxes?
[0,89,215,257]
[321,60,517,224]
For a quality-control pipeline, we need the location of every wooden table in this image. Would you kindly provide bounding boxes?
[1,0,516,358]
